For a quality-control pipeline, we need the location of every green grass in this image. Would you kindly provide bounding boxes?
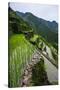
[8,34,36,87]
[30,34,39,42]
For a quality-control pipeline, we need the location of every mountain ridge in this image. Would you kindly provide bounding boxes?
[16,11,58,44]
[16,11,58,26]
[16,11,58,24]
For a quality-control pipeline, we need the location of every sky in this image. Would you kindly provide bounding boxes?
[10,2,58,22]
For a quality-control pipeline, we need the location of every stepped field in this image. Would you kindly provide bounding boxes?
[8,34,36,87]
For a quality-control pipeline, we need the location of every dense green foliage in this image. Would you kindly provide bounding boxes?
[8,34,35,87]
[16,11,58,45]
[8,7,34,38]
[31,58,50,85]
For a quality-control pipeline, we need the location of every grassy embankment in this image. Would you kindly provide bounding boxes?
[8,34,36,87]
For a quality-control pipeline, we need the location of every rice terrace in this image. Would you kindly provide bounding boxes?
[8,2,58,87]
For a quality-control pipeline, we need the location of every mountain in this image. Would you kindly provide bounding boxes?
[8,7,33,38]
[16,11,58,33]
[16,11,58,44]
[8,7,58,49]
[47,20,58,33]
[9,7,58,87]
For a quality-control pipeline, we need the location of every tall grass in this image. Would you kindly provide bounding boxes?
[8,34,36,87]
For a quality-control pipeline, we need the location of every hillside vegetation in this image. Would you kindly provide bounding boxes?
[16,11,58,46]
[8,7,58,87]
[8,7,36,87]
[9,34,36,87]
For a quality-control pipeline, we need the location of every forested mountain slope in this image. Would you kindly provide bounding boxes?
[16,11,58,48]
[8,7,58,87]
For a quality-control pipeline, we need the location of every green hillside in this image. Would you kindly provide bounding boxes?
[16,11,58,48]
[8,7,58,87]
[8,7,33,38]
[9,34,36,87]
[8,7,36,87]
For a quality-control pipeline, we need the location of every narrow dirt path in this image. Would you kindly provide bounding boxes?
[20,50,42,87]
[20,48,58,87]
